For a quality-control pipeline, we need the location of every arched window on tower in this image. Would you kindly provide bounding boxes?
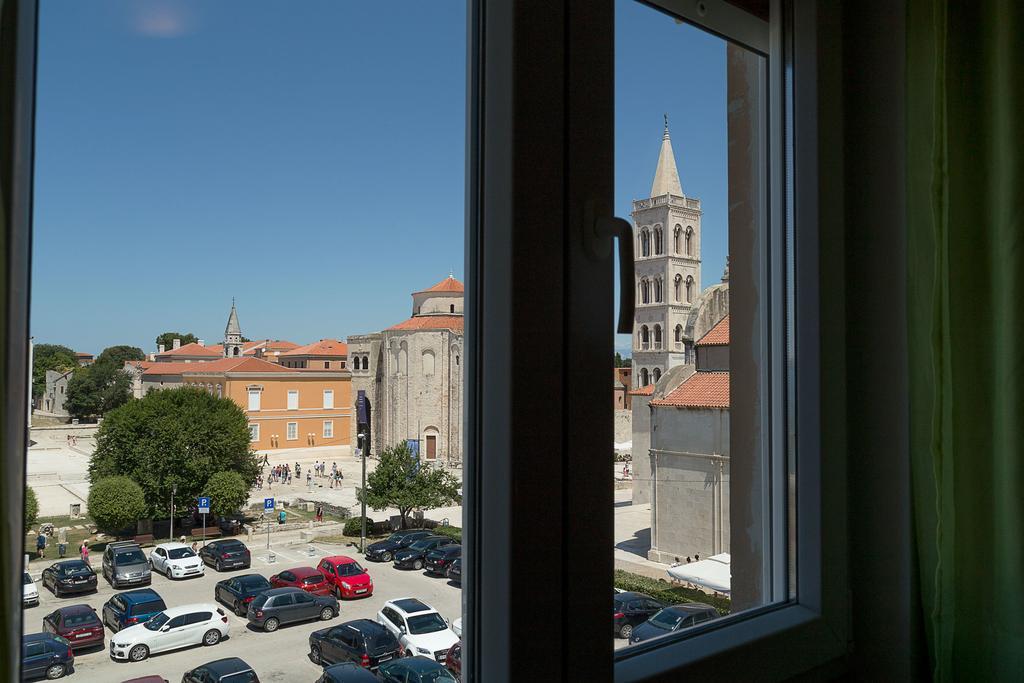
[640,325,650,350]
[653,368,662,383]
[640,229,651,257]
[653,226,663,255]
[685,275,694,303]
[640,278,650,304]
[674,324,683,347]
[685,226,694,256]
[674,274,682,302]
[653,278,662,303]
[640,368,650,386]
[653,324,662,349]
[674,225,682,253]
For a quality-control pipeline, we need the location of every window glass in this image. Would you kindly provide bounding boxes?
[287,390,299,410]
[295,592,314,603]
[185,612,212,625]
[62,611,99,627]
[167,548,195,560]
[25,643,46,658]
[135,600,164,614]
[302,574,325,585]
[166,616,187,629]
[272,594,294,607]
[287,422,298,440]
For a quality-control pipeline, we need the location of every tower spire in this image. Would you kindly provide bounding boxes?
[223,300,243,357]
[650,117,683,197]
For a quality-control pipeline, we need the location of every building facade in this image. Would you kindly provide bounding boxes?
[42,369,73,416]
[279,339,348,370]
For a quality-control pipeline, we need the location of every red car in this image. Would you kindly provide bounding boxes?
[42,604,105,651]
[269,566,331,595]
[446,641,462,680]
[317,555,374,599]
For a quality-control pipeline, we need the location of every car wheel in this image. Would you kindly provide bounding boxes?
[216,560,223,572]
[333,585,342,599]
[44,663,65,679]
[320,607,334,621]
[380,551,392,562]
[263,617,280,633]
[53,585,62,599]
[234,601,246,617]
[203,629,222,646]
[413,559,424,570]
[619,623,633,640]
[310,645,322,665]
[128,644,149,661]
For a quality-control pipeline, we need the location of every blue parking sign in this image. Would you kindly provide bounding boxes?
[198,496,210,514]
[264,497,275,511]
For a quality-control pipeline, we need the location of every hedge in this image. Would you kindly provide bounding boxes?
[431,525,462,543]
[343,516,373,536]
[613,569,731,616]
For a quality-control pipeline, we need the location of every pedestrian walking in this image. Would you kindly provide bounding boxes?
[57,526,68,558]
[36,530,46,559]
[191,541,199,554]
[307,471,312,486]
[80,541,90,566]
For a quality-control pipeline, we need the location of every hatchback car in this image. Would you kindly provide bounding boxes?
[613,591,666,639]
[423,544,462,577]
[446,558,462,585]
[21,632,74,681]
[246,587,338,632]
[378,658,457,683]
[268,566,331,595]
[150,543,205,580]
[315,662,379,683]
[103,541,151,589]
[628,603,719,644]
[198,539,251,572]
[316,556,373,599]
[376,598,458,663]
[42,605,104,651]
[308,618,400,670]
[108,604,229,662]
[391,536,455,571]
[23,571,39,607]
[446,641,462,681]
[41,560,97,598]
[214,574,273,616]
[102,588,167,632]
[363,530,432,563]
[181,657,259,683]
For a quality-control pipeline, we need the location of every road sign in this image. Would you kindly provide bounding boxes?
[197,497,210,514]
[264,497,275,511]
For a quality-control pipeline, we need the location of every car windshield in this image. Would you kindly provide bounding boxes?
[648,609,683,631]
[144,613,170,631]
[167,548,195,560]
[409,539,434,551]
[239,576,271,590]
[420,669,457,683]
[63,611,99,627]
[406,613,448,635]
[63,564,92,576]
[337,562,364,576]
[221,542,244,551]
[23,572,32,585]
[366,632,398,655]
[302,574,325,585]
[115,550,147,564]
[385,534,404,543]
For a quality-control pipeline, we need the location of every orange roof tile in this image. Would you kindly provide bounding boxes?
[243,339,301,356]
[157,342,224,358]
[386,315,464,333]
[142,357,293,376]
[629,384,655,396]
[695,315,730,347]
[414,276,464,295]
[280,339,349,357]
[650,371,730,408]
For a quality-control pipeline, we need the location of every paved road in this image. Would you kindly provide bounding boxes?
[22,539,462,682]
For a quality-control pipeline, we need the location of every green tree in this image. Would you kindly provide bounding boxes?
[155,332,198,350]
[32,343,77,399]
[88,476,147,535]
[24,487,39,533]
[614,352,632,368]
[95,345,145,370]
[65,364,132,420]
[89,386,259,518]
[202,471,250,517]
[357,442,462,529]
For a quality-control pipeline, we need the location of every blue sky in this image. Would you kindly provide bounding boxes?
[31,0,727,356]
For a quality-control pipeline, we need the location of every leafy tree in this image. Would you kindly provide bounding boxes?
[89,386,259,518]
[155,332,198,350]
[357,442,462,529]
[32,343,77,399]
[95,345,145,370]
[614,352,632,368]
[65,364,132,420]
[202,471,250,517]
[240,337,252,343]
[88,476,147,535]
[24,487,39,533]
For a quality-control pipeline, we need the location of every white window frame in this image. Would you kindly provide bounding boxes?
[287,389,298,410]
[248,423,259,443]
[286,422,298,441]
[323,389,334,409]
[323,420,333,439]
[248,389,261,412]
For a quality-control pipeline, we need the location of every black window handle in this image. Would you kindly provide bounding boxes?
[595,216,635,334]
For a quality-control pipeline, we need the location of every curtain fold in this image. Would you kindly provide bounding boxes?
[908,0,1024,679]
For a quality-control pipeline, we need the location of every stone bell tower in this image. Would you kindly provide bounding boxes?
[224,299,244,358]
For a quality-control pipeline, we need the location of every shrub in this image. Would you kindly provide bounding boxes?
[343,516,373,536]
[24,487,39,533]
[613,569,732,616]
[203,471,250,517]
[432,525,462,543]
[88,476,147,535]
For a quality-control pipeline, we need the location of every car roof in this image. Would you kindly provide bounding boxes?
[108,540,141,549]
[161,603,220,617]
[323,662,379,681]
[665,603,716,614]
[54,559,89,569]
[24,632,61,643]
[55,604,96,615]
[390,657,447,672]
[339,618,388,634]
[389,598,434,615]
[614,591,651,602]
[283,566,321,577]
[156,542,189,550]
[120,588,161,604]
[322,555,357,564]
[202,657,254,674]
[263,586,304,596]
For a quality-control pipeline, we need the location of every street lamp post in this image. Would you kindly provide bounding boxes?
[169,484,177,541]
[359,431,367,553]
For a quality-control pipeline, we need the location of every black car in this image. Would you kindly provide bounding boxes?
[309,619,400,670]
[246,587,338,632]
[447,558,462,585]
[364,530,433,563]
[378,658,457,683]
[628,603,719,644]
[424,544,462,577]
[316,662,379,683]
[613,591,666,639]
[392,536,456,570]
[215,574,273,616]
[21,633,74,681]
[41,560,97,598]
[199,539,251,572]
[182,656,259,683]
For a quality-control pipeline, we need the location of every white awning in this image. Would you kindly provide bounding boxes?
[666,552,731,594]
[614,440,632,451]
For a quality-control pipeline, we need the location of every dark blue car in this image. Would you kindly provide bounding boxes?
[21,633,74,680]
[378,658,457,683]
[101,588,167,632]
[628,603,719,644]
[316,662,379,683]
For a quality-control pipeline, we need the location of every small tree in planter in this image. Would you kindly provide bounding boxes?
[357,442,461,529]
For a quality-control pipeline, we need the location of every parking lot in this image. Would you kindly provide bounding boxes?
[22,539,462,682]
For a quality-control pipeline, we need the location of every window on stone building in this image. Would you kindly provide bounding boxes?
[640,368,650,386]
[287,390,299,410]
[685,275,694,303]
[653,324,662,349]
[640,228,651,256]
[422,349,436,376]
[675,324,683,346]
[286,422,298,441]
[654,226,663,254]
[685,225,694,256]
[675,273,683,301]
[674,224,682,253]
[653,368,661,383]
[323,420,333,439]
[248,389,261,412]
[248,424,259,442]
[323,389,334,409]
[640,325,650,350]
[641,278,651,304]
[654,277,662,302]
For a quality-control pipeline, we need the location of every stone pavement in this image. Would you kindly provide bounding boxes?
[26,427,97,517]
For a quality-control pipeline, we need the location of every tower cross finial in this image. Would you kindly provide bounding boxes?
[664,113,669,133]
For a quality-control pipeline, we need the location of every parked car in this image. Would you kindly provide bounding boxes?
[41,560,97,598]
[119,676,170,683]
[363,530,432,563]
[108,604,229,662]
[446,558,462,585]
[391,536,456,571]
[308,618,400,670]
[102,541,152,589]
[424,544,462,577]
[23,571,39,607]
[198,539,251,572]
[315,662,379,683]
[378,658,457,683]
[445,641,462,681]
[42,605,104,651]
[316,556,373,599]
[613,591,666,639]
[376,598,458,664]
[451,618,462,639]
[628,603,719,644]
[149,543,205,580]
[268,566,331,595]
[214,574,273,616]
[246,587,337,632]
[102,588,167,632]
[181,657,259,683]
[21,633,74,680]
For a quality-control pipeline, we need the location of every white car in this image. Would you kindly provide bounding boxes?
[452,617,462,638]
[377,598,458,664]
[149,543,205,580]
[22,572,38,607]
[109,603,228,662]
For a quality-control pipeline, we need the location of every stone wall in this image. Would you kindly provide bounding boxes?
[614,409,632,445]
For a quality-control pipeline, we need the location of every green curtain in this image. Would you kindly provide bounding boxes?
[908,0,1024,680]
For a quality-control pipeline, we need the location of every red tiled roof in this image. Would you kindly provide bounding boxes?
[414,276,464,295]
[650,371,730,408]
[629,384,655,396]
[142,357,293,376]
[157,342,223,358]
[386,315,465,333]
[125,360,156,371]
[695,315,730,347]
[75,352,93,359]
[280,339,349,357]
